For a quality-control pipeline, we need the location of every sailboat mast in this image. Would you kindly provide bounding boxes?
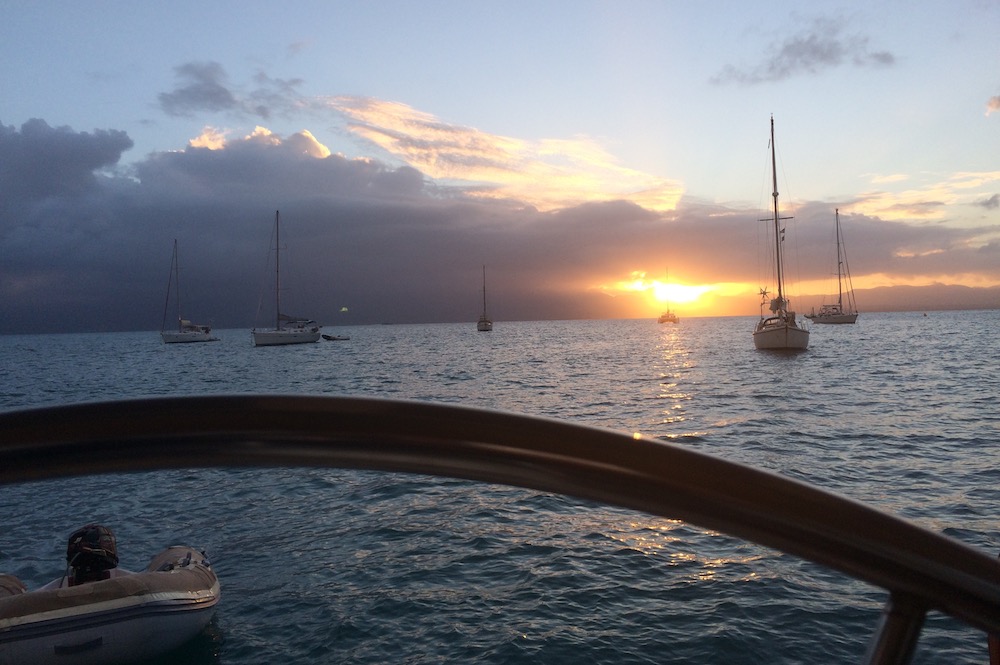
[274,210,281,330]
[835,208,844,308]
[173,240,182,331]
[482,265,487,314]
[161,239,178,333]
[770,116,784,303]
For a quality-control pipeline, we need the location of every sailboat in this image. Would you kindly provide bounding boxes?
[160,239,217,344]
[806,209,858,324]
[753,117,809,350]
[252,211,321,346]
[657,268,679,324]
[477,265,493,331]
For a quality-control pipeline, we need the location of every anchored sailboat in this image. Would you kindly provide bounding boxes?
[806,209,858,324]
[753,117,809,350]
[160,239,217,344]
[477,265,493,331]
[252,211,321,346]
[657,268,679,324]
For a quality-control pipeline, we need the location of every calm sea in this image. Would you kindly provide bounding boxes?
[1,312,998,664]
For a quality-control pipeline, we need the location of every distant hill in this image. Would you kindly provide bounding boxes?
[815,284,1000,313]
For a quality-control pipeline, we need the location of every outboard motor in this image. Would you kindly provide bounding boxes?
[66,523,118,585]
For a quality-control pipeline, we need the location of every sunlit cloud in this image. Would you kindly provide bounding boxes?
[244,126,281,146]
[849,192,947,220]
[285,129,331,158]
[187,125,332,158]
[948,171,1000,190]
[893,248,945,258]
[847,171,1000,221]
[986,95,1000,116]
[324,96,683,212]
[188,126,228,150]
[867,173,909,184]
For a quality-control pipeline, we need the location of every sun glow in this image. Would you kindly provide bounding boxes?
[652,281,710,304]
[601,272,723,313]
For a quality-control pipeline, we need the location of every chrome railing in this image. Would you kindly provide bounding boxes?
[2,395,998,664]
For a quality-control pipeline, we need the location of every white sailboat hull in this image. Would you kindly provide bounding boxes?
[753,318,810,350]
[252,328,321,346]
[161,330,217,344]
[806,312,858,324]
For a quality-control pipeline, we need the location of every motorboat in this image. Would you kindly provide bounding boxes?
[0,524,219,665]
[1,395,998,665]
[322,334,350,341]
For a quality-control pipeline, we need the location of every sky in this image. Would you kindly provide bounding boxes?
[1,1,999,333]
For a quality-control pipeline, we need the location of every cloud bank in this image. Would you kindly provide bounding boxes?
[1,110,998,334]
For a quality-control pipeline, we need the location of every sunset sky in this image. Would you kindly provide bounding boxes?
[2,1,998,333]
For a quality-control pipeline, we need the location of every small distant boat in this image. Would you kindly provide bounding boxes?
[322,334,350,341]
[252,211,321,346]
[477,265,493,332]
[0,524,219,665]
[160,239,217,343]
[753,117,809,351]
[806,209,858,324]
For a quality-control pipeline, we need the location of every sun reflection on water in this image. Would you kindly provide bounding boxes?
[604,518,771,585]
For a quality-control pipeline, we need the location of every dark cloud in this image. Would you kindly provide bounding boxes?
[134,133,425,205]
[975,193,999,210]
[158,62,305,119]
[0,118,133,221]
[712,17,894,85]
[0,119,995,334]
[158,62,239,117]
[247,72,306,119]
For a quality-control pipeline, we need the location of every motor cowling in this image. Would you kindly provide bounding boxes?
[66,523,118,584]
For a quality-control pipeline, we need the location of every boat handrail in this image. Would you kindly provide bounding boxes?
[1,395,998,664]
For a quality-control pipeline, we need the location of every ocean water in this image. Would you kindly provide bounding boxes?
[1,312,998,664]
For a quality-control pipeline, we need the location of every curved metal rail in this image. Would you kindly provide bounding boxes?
[1,395,998,664]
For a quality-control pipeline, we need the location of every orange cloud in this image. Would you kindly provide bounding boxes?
[188,126,333,158]
[188,126,228,150]
[326,96,683,212]
[847,171,1000,221]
